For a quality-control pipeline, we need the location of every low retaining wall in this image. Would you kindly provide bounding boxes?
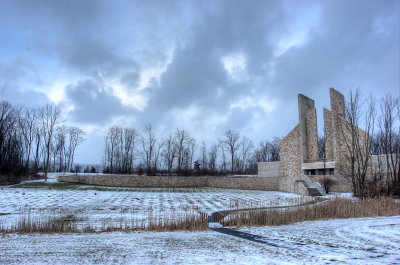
[59,175,281,191]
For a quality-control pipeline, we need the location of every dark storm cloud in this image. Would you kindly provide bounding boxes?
[143,0,397,140]
[60,37,141,81]
[273,0,399,100]
[65,79,133,125]
[0,57,49,106]
[146,0,287,128]
[8,0,101,33]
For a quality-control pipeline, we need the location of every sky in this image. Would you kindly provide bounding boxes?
[1,0,399,164]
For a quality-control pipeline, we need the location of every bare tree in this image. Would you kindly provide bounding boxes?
[16,106,37,172]
[105,126,121,173]
[152,141,163,173]
[174,129,190,173]
[188,138,197,171]
[141,123,157,174]
[239,137,254,173]
[39,104,63,181]
[200,142,208,172]
[218,139,227,173]
[0,102,24,181]
[208,143,218,174]
[55,125,68,172]
[223,130,241,174]
[318,135,326,160]
[376,95,400,195]
[67,126,86,172]
[253,138,280,163]
[161,134,177,175]
[338,90,375,198]
[121,128,137,174]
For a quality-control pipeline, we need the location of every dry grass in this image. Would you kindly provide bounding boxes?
[1,212,81,234]
[0,209,209,234]
[100,211,209,232]
[222,197,400,227]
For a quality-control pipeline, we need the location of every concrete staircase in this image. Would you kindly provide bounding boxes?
[296,175,326,196]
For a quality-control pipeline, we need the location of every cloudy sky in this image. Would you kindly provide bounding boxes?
[1,0,399,164]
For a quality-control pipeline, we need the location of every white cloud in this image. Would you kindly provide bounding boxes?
[221,52,247,81]
[229,96,276,114]
[274,5,321,57]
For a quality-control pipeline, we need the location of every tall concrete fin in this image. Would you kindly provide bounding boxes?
[298,94,318,163]
[330,88,345,117]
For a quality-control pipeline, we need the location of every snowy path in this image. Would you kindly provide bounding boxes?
[208,198,328,246]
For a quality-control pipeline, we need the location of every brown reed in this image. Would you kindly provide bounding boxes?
[222,197,400,227]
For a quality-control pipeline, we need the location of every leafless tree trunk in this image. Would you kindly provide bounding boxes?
[223,130,241,174]
[141,123,156,174]
[152,141,163,172]
[68,126,85,172]
[208,143,218,174]
[174,129,190,173]
[161,134,177,175]
[201,142,208,172]
[218,139,226,173]
[239,137,253,173]
[106,126,121,174]
[188,138,197,171]
[39,104,63,181]
[16,106,37,173]
[122,128,136,174]
[55,125,67,172]
[338,89,375,198]
[378,95,400,195]
[33,125,42,173]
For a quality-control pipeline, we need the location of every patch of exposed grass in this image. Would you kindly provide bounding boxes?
[0,213,11,216]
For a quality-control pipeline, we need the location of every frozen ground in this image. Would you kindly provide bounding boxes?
[0,174,303,229]
[1,175,399,264]
[0,216,399,264]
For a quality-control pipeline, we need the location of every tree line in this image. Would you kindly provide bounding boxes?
[103,124,280,175]
[0,101,85,184]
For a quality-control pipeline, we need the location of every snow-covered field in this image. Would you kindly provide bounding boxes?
[0,216,399,264]
[1,174,399,264]
[0,174,302,229]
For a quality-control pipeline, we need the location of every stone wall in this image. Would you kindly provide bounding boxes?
[277,175,308,195]
[59,175,281,191]
[322,88,358,192]
[330,88,345,117]
[280,125,302,179]
[305,108,319,162]
[59,175,208,187]
[298,94,319,163]
[323,108,333,160]
[207,176,280,190]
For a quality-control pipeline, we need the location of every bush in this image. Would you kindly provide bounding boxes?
[319,176,338,193]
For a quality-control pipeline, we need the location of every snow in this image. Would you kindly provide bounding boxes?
[1,175,399,264]
[0,216,399,264]
[0,175,303,230]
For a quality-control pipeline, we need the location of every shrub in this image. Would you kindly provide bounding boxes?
[319,176,338,193]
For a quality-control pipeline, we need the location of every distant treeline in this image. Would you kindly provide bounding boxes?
[103,124,280,176]
[0,101,85,184]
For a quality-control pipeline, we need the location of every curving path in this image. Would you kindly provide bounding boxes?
[209,198,328,245]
